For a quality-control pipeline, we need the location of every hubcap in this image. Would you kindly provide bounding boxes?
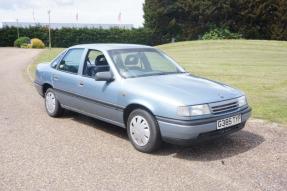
[45,92,56,113]
[130,115,150,146]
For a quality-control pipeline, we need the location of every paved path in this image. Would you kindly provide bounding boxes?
[0,48,286,191]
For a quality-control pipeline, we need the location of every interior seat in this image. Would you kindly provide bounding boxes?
[87,55,110,77]
[125,54,141,70]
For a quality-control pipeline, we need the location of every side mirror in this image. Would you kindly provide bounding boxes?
[95,71,114,81]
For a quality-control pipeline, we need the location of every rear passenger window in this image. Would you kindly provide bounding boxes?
[58,48,84,74]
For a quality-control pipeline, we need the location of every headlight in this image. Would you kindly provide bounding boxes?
[238,96,247,107]
[177,104,211,117]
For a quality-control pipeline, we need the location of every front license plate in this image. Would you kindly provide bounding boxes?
[217,115,241,129]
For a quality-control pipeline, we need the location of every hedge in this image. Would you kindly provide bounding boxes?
[0,26,153,47]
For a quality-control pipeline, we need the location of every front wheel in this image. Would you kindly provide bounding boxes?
[127,109,162,153]
[45,88,64,117]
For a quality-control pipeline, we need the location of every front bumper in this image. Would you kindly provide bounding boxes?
[157,106,251,145]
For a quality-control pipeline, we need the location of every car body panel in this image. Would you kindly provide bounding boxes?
[119,73,244,120]
[73,76,124,126]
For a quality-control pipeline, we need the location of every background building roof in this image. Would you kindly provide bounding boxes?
[1,22,133,29]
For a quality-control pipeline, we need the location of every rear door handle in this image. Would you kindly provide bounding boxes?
[79,81,84,86]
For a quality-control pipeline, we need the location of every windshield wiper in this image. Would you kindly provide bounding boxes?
[130,71,187,78]
[154,71,187,76]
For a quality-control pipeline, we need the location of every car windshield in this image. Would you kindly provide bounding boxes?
[108,48,185,78]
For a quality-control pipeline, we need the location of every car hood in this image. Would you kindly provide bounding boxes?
[124,73,243,106]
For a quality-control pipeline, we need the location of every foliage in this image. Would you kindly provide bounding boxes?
[13,36,30,47]
[143,0,287,44]
[201,28,242,40]
[20,43,29,48]
[0,27,153,47]
[2,0,286,46]
[31,38,45,48]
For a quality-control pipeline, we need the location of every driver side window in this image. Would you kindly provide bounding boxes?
[58,48,84,74]
[83,49,110,78]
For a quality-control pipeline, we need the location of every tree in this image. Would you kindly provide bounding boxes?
[270,0,287,40]
[144,0,185,44]
[143,0,287,42]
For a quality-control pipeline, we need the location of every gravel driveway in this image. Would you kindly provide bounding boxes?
[0,48,286,191]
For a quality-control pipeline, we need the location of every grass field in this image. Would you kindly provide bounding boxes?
[30,40,287,124]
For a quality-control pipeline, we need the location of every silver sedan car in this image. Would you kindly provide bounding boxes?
[34,44,251,153]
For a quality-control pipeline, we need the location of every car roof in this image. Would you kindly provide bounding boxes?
[70,43,152,51]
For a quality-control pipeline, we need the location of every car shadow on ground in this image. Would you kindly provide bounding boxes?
[156,130,265,161]
[63,110,129,140]
[63,111,265,161]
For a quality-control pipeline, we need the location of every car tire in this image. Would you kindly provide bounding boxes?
[127,109,162,153]
[44,88,64,117]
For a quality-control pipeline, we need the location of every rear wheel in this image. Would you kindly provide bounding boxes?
[45,88,64,117]
[127,109,162,153]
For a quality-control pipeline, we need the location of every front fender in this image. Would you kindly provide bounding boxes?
[125,99,157,115]
[122,93,180,119]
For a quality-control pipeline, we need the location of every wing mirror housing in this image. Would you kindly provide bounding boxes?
[95,71,114,82]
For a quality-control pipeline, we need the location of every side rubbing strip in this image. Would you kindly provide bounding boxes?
[54,88,124,111]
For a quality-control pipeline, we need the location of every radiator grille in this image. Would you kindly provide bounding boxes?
[210,100,239,115]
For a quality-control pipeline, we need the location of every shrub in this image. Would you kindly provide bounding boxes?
[20,43,29,48]
[14,36,30,47]
[31,38,45,48]
[201,28,242,40]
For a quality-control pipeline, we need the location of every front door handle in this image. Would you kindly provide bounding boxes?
[79,81,84,86]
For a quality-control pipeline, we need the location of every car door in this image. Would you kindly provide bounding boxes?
[52,48,85,109]
[75,49,124,127]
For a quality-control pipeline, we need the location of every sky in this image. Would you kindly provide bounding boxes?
[0,0,145,27]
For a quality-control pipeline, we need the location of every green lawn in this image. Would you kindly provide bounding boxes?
[30,40,287,124]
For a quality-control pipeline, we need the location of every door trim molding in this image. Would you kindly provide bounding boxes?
[61,104,125,128]
[54,88,124,111]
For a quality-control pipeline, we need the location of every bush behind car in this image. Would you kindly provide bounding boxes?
[14,36,30,47]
